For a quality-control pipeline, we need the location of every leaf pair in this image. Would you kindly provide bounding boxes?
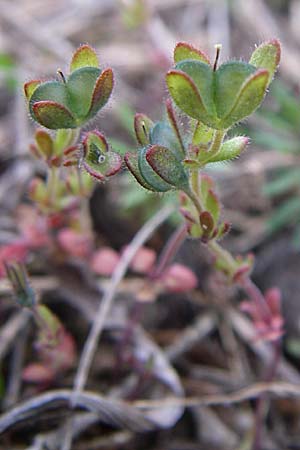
[125,145,188,192]
[24,45,113,129]
[126,112,188,192]
[167,40,281,129]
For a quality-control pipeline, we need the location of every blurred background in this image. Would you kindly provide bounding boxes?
[1,0,300,448]
[0,0,299,310]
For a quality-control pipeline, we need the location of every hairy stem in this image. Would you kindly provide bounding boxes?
[208,129,226,157]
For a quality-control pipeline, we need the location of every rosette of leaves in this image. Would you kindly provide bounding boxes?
[166,40,281,130]
[81,130,122,181]
[24,45,113,129]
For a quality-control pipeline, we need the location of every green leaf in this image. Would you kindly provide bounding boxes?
[207,136,249,163]
[35,129,53,158]
[29,81,70,117]
[215,61,256,119]
[166,69,215,127]
[134,113,153,146]
[82,131,122,181]
[138,146,173,192]
[145,145,188,189]
[32,101,77,129]
[83,129,108,154]
[124,152,156,191]
[67,67,101,118]
[54,129,78,153]
[221,69,269,128]
[192,121,214,145]
[174,60,216,118]
[249,39,280,85]
[149,121,183,159]
[205,189,220,222]
[70,44,99,72]
[83,151,122,181]
[174,42,210,65]
[24,80,42,101]
[88,68,114,119]
[200,174,214,203]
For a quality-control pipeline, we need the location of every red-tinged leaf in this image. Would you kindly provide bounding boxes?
[145,145,188,189]
[82,130,109,156]
[82,130,122,181]
[200,211,214,241]
[83,151,122,181]
[124,152,156,191]
[166,69,212,124]
[103,152,123,177]
[70,44,99,72]
[249,39,281,85]
[24,80,42,100]
[32,101,77,129]
[216,221,230,239]
[222,69,269,128]
[63,145,79,156]
[35,129,53,158]
[29,144,41,159]
[63,159,77,167]
[174,42,210,65]
[205,188,220,222]
[48,156,61,167]
[82,161,105,181]
[134,113,153,146]
[88,68,114,118]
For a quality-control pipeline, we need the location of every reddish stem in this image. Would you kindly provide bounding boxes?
[150,223,187,279]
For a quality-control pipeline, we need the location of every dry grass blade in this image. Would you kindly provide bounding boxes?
[59,205,175,450]
[73,204,175,396]
[0,390,156,435]
[133,381,300,409]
